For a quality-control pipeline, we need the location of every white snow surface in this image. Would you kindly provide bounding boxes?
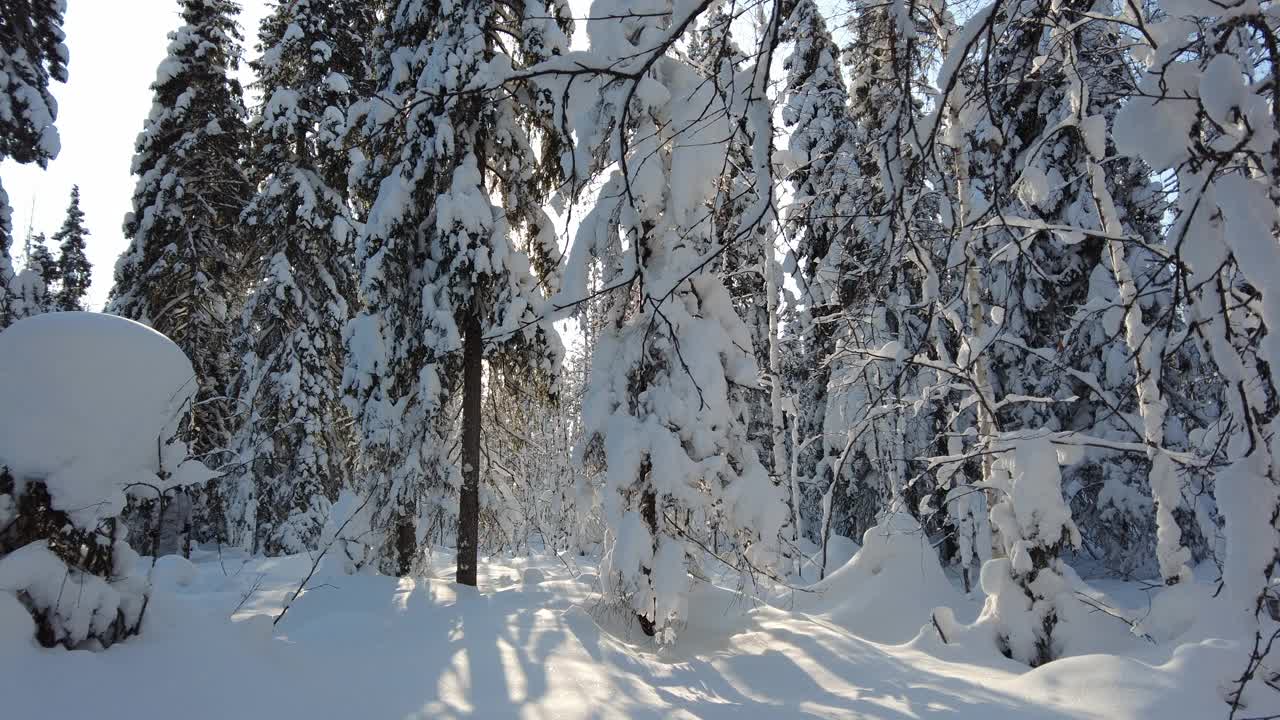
[796,511,971,644]
[0,312,215,526]
[0,543,1259,718]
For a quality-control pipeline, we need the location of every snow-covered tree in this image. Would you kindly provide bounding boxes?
[0,225,13,328]
[690,6,771,462]
[801,0,941,568]
[226,0,377,555]
[539,1,787,641]
[343,0,568,578]
[0,0,67,329]
[52,185,90,311]
[980,436,1082,665]
[778,0,860,547]
[108,0,252,458]
[922,0,1204,655]
[0,312,213,649]
[11,231,57,318]
[107,0,253,544]
[1112,0,1280,705]
[687,4,797,569]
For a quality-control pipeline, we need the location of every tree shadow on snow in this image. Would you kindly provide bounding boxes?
[270,573,1085,720]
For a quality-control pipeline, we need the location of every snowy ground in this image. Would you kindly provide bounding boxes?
[0,543,1259,719]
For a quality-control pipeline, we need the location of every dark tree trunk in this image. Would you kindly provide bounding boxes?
[457,310,483,586]
[391,514,414,576]
[637,463,657,637]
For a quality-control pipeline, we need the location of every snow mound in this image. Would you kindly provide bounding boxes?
[0,312,215,526]
[800,510,967,643]
[152,555,198,589]
[0,590,35,648]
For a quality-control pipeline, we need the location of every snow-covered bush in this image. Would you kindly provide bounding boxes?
[0,312,213,648]
[976,437,1081,665]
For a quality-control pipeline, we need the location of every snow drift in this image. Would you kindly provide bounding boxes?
[798,510,969,644]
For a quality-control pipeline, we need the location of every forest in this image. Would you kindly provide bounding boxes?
[1,0,1278,717]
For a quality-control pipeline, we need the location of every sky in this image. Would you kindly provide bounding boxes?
[2,0,270,310]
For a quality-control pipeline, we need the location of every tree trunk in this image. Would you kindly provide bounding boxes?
[1091,159,1187,585]
[638,476,657,637]
[764,234,795,575]
[457,310,482,587]
[952,121,1001,562]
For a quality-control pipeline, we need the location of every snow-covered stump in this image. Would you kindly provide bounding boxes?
[0,313,214,650]
[122,486,195,559]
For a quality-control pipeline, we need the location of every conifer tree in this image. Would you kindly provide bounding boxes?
[27,231,58,284]
[0,222,13,327]
[0,0,67,329]
[107,0,253,543]
[688,6,792,556]
[1110,0,1280,695]
[690,6,771,454]
[837,0,941,525]
[13,231,56,318]
[227,0,377,555]
[1054,8,1180,582]
[773,0,865,545]
[344,0,569,578]
[779,0,861,546]
[52,185,90,311]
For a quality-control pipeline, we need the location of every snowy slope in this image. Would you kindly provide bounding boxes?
[0,547,1256,719]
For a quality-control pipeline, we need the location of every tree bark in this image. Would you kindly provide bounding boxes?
[457,310,482,587]
[637,475,657,637]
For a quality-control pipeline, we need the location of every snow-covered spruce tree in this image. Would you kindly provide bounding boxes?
[941,0,1114,458]
[12,231,57,318]
[1051,9,1191,583]
[52,185,90,311]
[980,436,1082,666]
[778,0,861,546]
[1067,2,1197,583]
[108,0,253,544]
[540,2,786,641]
[932,0,1094,658]
[689,7,771,462]
[0,0,67,329]
[0,220,13,328]
[226,0,378,555]
[344,0,568,578]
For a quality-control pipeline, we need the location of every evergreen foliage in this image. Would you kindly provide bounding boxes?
[52,185,89,311]
[0,0,67,329]
[342,0,569,577]
[226,0,377,556]
[107,0,253,544]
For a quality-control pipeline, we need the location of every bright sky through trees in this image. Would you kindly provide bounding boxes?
[0,0,268,309]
